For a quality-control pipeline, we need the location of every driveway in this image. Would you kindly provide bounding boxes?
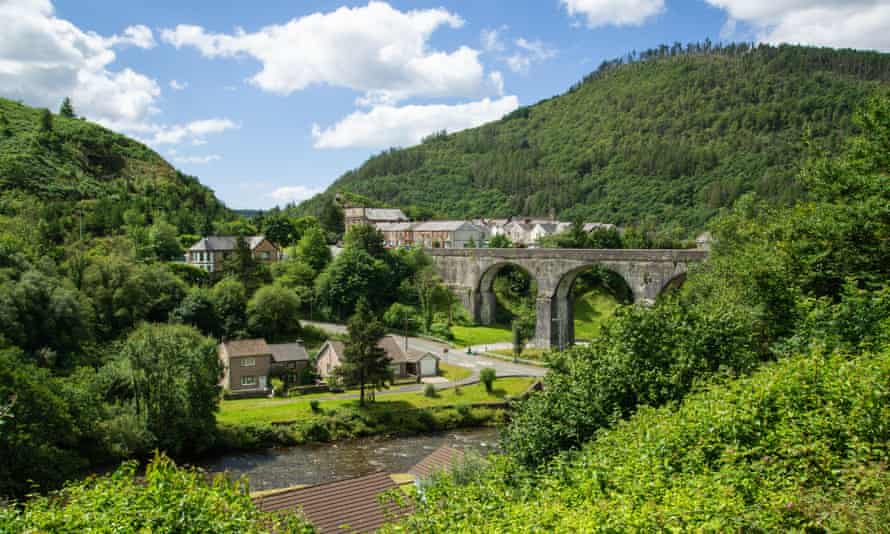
[302,321,547,383]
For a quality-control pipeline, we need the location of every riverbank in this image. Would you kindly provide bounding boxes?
[212,377,535,452]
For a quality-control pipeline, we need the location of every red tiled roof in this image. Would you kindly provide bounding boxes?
[408,446,466,480]
[253,472,412,533]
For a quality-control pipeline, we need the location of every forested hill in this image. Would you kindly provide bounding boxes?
[0,97,232,240]
[300,44,890,233]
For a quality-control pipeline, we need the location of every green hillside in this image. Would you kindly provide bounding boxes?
[301,44,890,233]
[0,98,232,241]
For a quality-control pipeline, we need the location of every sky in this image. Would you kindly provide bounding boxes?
[2,0,889,209]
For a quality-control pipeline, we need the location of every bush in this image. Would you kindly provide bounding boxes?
[398,349,890,532]
[424,383,438,398]
[480,368,496,393]
[271,377,286,397]
[429,322,454,340]
[310,400,321,413]
[0,454,314,533]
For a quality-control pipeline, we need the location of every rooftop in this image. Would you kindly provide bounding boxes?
[252,471,412,534]
[188,235,268,252]
[269,342,309,363]
[364,208,409,222]
[220,339,271,358]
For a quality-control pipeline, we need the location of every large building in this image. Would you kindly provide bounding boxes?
[343,206,409,232]
[377,220,487,249]
[186,235,280,272]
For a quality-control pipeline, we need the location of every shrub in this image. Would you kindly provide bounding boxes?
[480,368,496,392]
[424,383,437,398]
[0,454,314,533]
[271,377,286,397]
[429,322,454,340]
[310,400,321,413]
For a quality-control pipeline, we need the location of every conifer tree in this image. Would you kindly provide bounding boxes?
[59,97,75,118]
[337,299,391,406]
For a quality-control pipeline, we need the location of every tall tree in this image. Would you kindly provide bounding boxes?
[59,97,75,118]
[336,299,390,406]
[246,284,302,342]
[294,226,332,271]
[121,324,221,456]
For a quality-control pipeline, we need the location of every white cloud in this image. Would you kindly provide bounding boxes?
[481,27,506,52]
[173,154,221,165]
[267,185,325,204]
[489,71,504,96]
[107,25,156,49]
[160,1,489,104]
[707,1,890,51]
[0,0,160,128]
[312,95,519,149]
[561,0,665,27]
[146,118,239,145]
[169,79,187,91]
[506,38,557,74]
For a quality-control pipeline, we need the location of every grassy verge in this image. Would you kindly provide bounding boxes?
[218,378,533,426]
[212,378,533,452]
[490,348,549,362]
[450,324,512,346]
[439,362,473,382]
[573,289,619,340]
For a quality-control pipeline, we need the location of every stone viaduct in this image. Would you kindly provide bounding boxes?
[426,248,709,349]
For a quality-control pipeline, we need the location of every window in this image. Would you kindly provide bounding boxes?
[259,251,270,260]
[241,376,256,386]
[240,357,256,367]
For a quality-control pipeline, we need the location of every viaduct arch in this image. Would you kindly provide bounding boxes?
[426,248,708,349]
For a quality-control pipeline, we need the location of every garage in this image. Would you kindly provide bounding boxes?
[419,355,438,377]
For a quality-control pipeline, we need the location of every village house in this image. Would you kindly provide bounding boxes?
[343,206,409,232]
[186,235,280,273]
[376,220,487,249]
[316,336,440,381]
[218,338,309,393]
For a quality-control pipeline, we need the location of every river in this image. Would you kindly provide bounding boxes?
[201,427,500,492]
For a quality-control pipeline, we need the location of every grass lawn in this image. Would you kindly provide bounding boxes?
[218,377,534,426]
[573,289,620,340]
[490,348,549,361]
[439,362,473,382]
[450,324,512,347]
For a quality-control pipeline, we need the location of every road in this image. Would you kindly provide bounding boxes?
[302,321,547,385]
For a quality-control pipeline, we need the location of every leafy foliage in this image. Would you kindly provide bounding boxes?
[299,44,890,233]
[0,454,315,533]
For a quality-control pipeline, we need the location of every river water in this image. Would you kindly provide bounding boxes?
[202,427,500,492]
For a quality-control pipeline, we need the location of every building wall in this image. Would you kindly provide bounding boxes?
[225,354,273,391]
[252,239,279,263]
[316,344,341,378]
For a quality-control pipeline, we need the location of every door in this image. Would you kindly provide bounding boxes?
[259,375,267,390]
[420,357,436,377]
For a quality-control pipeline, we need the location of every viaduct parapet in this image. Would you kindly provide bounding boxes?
[426,248,709,349]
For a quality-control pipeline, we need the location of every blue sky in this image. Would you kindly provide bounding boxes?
[3,0,889,209]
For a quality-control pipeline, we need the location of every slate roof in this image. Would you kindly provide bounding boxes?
[220,339,271,359]
[408,446,466,480]
[582,223,617,232]
[269,342,309,363]
[411,220,483,232]
[253,472,412,534]
[364,208,409,222]
[375,222,415,232]
[378,336,438,364]
[188,235,267,252]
